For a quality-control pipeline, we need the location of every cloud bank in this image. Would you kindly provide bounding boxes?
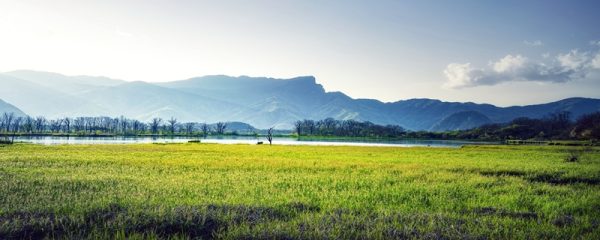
[444,47,600,88]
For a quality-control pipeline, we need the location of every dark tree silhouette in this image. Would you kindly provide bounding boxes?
[267,127,273,145]
[49,119,62,133]
[184,122,195,135]
[35,116,46,133]
[2,112,14,132]
[150,118,162,135]
[201,123,209,137]
[168,117,178,135]
[11,117,23,142]
[23,116,34,133]
[63,117,71,134]
[119,116,128,135]
[571,112,600,140]
[132,120,143,134]
[295,118,405,138]
[215,122,227,135]
[294,120,302,135]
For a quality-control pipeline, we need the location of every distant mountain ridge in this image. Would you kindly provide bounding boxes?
[430,111,492,132]
[1,70,599,130]
[0,99,27,117]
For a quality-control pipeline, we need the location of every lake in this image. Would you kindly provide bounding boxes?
[10,136,497,148]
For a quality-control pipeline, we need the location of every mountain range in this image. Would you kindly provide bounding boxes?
[1,70,599,130]
[0,98,27,117]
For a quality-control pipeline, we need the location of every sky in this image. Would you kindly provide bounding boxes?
[0,0,599,106]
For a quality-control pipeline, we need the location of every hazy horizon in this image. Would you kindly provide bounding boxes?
[1,0,599,106]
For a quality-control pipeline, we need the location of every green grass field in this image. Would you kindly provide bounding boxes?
[1,143,599,239]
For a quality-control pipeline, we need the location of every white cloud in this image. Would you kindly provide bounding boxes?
[557,49,589,70]
[592,53,600,69]
[493,54,526,72]
[443,63,477,88]
[590,40,600,46]
[524,40,543,46]
[443,48,600,88]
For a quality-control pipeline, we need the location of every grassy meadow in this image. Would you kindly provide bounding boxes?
[0,143,599,239]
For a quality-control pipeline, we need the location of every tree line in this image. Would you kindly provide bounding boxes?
[2,111,599,143]
[295,111,600,141]
[398,111,600,141]
[442,111,600,141]
[0,113,230,138]
[294,118,405,138]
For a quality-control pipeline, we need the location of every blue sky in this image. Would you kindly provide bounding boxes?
[0,0,599,106]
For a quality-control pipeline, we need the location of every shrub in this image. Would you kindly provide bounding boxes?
[564,150,580,162]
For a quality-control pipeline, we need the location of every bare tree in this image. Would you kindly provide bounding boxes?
[11,117,23,142]
[294,120,302,136]
[50,119,63,133]
[132,120,142,134]
[168,117,178,135]
[161,123,168,134]
[73,117,85,133]
[2,112,15,142]
[110,117,119,134]
[184,122,195,135]
[119,116,128,135]
[150,118,162,135]
[3,112,14,132]
[201,123,209,137]
[303,119,316,135]
[319,118,337,135]
[23,116,34,133]
[85,117,94,134]
[12,117,23,131]
[0,114,5,133]
[63,117,71,134]
[215,122,227,135]
[266,127,273,145]
[35,116,46,133]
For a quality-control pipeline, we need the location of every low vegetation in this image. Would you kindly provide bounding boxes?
[1,143,599,239]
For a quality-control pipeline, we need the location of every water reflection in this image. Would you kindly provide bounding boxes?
[12,136,496,148]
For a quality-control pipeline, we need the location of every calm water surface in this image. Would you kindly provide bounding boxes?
[12,136,497,148]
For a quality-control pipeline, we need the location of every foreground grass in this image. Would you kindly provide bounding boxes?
[0,143,599,239]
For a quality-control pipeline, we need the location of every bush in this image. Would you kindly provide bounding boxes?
[564,150,580,162]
